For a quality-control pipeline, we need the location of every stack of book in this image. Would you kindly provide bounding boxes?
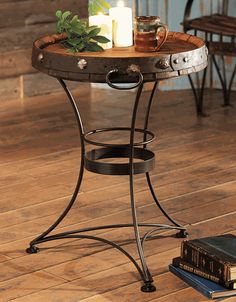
[169,234,236,299]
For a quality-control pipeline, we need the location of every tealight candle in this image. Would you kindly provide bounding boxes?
[109,1,133,47]
[89,13,113,49]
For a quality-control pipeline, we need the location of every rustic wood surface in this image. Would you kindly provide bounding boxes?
[0,85,235,301]
[186,14,236,37]
[183,4,236,57]
[32,32,207,83]
[0,0,87,29]
[43,32,203,58]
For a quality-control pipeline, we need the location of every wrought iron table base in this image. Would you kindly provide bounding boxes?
[26,78,188,292]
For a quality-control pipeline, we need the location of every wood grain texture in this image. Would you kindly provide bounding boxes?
[0,86,235,301]
[0,77,21,101]
[0,0,88,96]
[0,0,88,29]
[0,49,34,79]
[22,73,85,97]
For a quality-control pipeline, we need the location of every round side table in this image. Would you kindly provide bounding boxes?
[26,32,208,292]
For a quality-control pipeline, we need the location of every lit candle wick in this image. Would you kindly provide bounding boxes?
[117,1,124,8]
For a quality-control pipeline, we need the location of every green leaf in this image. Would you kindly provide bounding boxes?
[67,39,81,47]
[62,11,72,20]
[56,10,62,19]
[89,2,104,15]
[71,15,78,26]
[70,24,84,35]
[87,27,101,38]
[57,9,108,52]
[85,42,104,52]
[86,25,99,33]
[69,41,85,51]
[92,35,110,43]
[56,19,65,33]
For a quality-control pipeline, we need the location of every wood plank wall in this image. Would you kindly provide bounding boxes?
[0,0,88,101]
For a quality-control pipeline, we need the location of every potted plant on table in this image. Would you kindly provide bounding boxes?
[55,7,110,52]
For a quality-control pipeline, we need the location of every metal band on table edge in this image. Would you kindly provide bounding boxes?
[32,41,208,82]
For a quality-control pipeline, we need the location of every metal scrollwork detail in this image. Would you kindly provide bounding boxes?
[156,58,170,69]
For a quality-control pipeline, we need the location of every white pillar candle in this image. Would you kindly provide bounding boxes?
[89,13,113,49]
[109,1,133,47]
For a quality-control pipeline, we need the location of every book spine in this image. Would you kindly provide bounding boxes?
[169,264,213,299]
[181,241,230,281]
[173,258,234,289]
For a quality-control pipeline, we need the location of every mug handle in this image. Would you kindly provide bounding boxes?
[155,24,169,51]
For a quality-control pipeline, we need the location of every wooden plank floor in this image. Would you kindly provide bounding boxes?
[0,83,236,302]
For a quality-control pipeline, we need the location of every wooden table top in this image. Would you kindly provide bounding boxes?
[32,32,208,83]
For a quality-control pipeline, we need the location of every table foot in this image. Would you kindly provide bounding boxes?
[141,282,156,293]
[176,230,189,238]
[26,245,39,254]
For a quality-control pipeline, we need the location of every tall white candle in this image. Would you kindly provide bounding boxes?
[89,13,113,49]
[109,1,133,47]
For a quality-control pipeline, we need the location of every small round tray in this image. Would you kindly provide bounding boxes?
[32,32,208,83]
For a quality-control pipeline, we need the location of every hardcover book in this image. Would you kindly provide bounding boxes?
[169,264,236,299]
[172,257,236,289]
[181,234,236,281]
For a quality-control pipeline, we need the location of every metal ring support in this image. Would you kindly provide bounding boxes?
[106,68,144,90]
[84,127,156,147]
[85,146,155,175]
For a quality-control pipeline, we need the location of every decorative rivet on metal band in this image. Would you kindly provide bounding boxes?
[173,59,179,64]
[183,57,190,63]
[127,64,141,74]
[78,59,88,70]
[156,58,170,69]
[38,53,44,63]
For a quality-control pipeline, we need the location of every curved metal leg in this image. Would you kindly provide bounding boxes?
[212,55,229,106]
[143,82,188,238]
[26,78,188,291]
[188,67,208,116]
[129,83,156,292]
[212,55,236,107]
[228,64,236,102]
[26,79,85,253]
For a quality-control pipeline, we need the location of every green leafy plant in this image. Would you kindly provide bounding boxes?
[89,0,111,16]
[56,10,110,52]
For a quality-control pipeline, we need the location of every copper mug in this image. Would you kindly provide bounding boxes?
[134,16,169,52]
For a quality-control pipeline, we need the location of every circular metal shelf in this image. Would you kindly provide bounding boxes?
[85,146,155,175]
